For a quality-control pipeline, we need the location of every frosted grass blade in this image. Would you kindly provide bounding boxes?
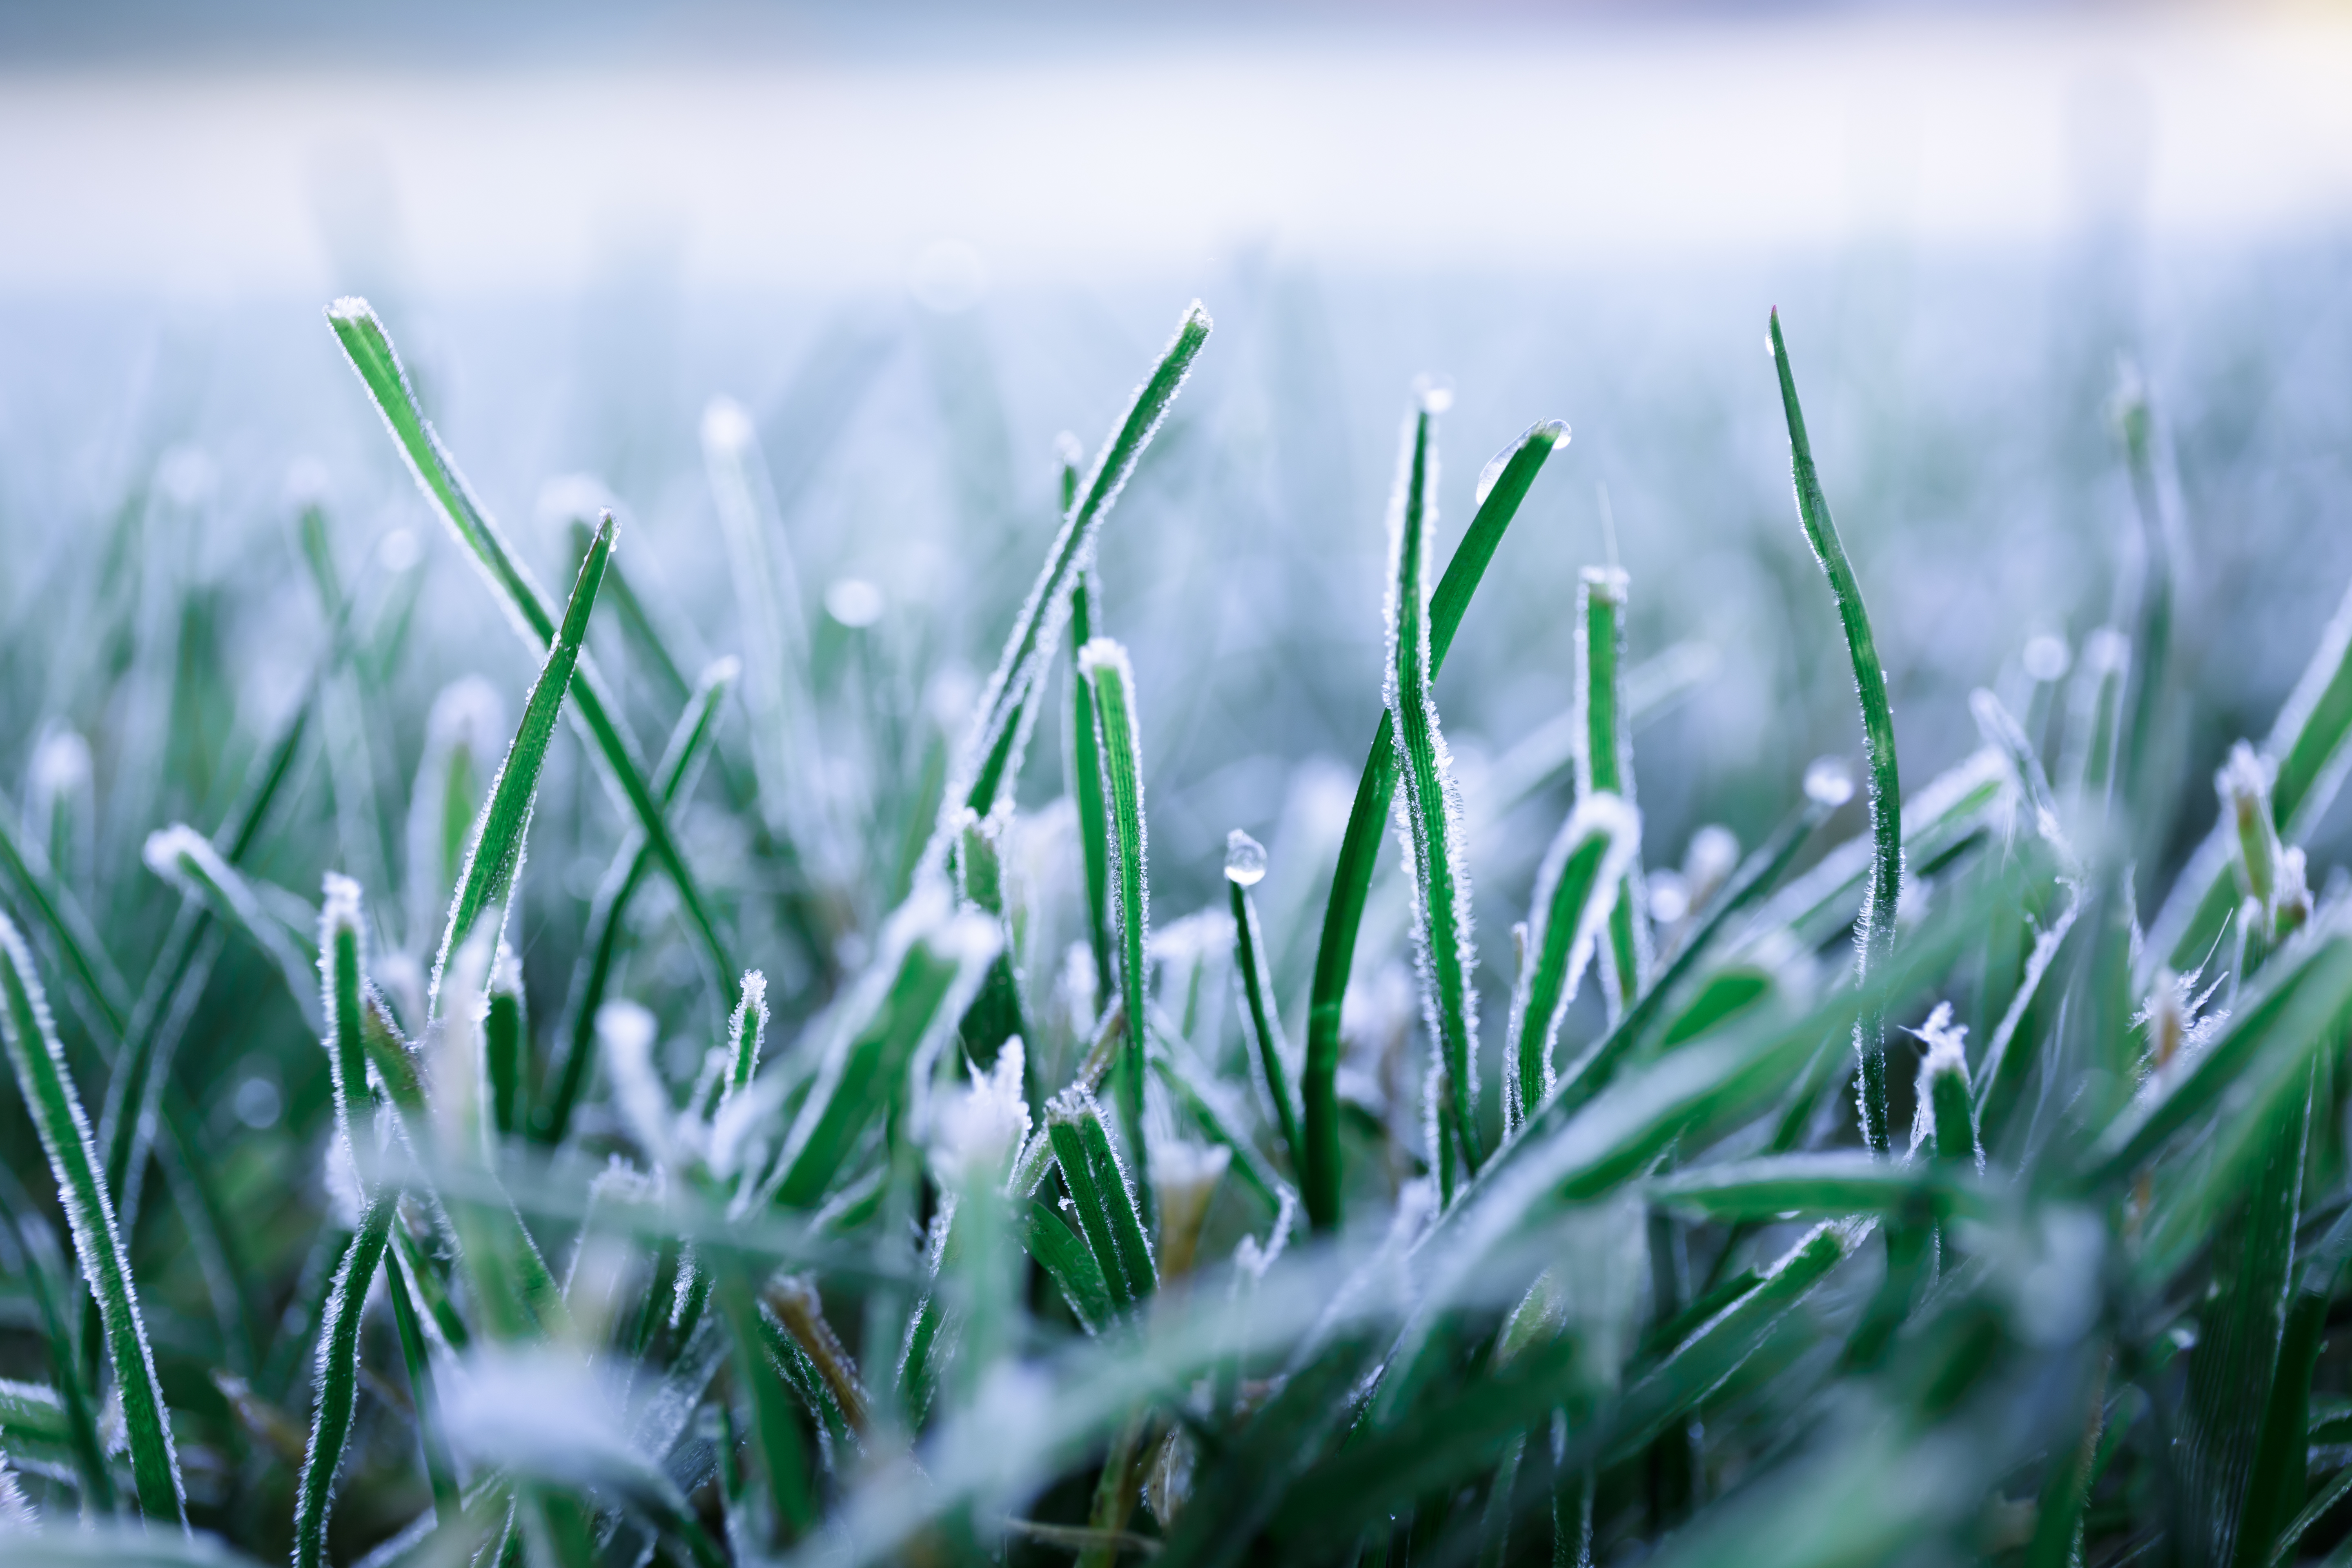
[1383,387,1485,1182]
[1067,607,1117,1013]
[326,299,738,1003]
[1576,567,1651,1018]
[318,874,372,1171]
[294,1190,397,1568]
[0,913,183,1523]
[764,894,999,1207]
[385,1244,462,1524]
[1770,310,1902,1154]
[953,303,1210,825]
[1302,417,1567,1230]
[432,510,614,1013]
[1226,830,1301,1168]
[0,1181,113,1510]
[717,1267,816,1543]
[537,656,735,1146]
[1024,1200,1116,1332]
[1502,793,1637,1139]
[1648,1154,1989,1225]
[1079,636,1155,1225]
[483,955,525,1138]
[1046,1088,1156,1311]
[0,796,129,1027]
[724,969,769,1105]
[702,396,817,842]
[141,825,320,1029]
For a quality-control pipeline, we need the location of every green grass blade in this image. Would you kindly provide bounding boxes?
[1770,310,1902,1154]
[385,1241,462,1525]
[1503,793,1637,1139]
[326,299,738,1006]
[432,510,614,1013]
[1047,1088,1157,1310]
[1301,417,1568,1231]
[1079,636,1156,1227]
[1071,570,1116,1004]
[1577,567,1651,1018]
[956,303,1211,822]
[0,793,130,1029]
[1538,780,1842,1133]
[141,824,320,1028]
[319,874,373,1174]
[724,969,769,1105]
[1384,388,1485,1182]
[537,656,735,1146]
[294,1189,397,1568]
[483,956,525,1138]
[0,1180,115,1510]
[1022,1199,1116,1333]
[1226,831,1301,1169]
[0,913,183,1523]
[764,893,1000,1207]
[702,396,816,842]
[717,1266,815,1544]
[1648,1154,1988,1225]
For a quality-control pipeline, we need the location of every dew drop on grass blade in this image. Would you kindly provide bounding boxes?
[1383,383,1485,1185]
[0,912,183,1523]
[1300,416,1567,1231]
[1769,310,1902,1154]
[431,510,614,1016]
[1226,829,1302,1169]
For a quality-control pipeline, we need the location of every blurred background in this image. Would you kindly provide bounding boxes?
[4,0,2352,1043]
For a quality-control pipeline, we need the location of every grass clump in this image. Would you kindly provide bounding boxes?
[2,283,2352,1568]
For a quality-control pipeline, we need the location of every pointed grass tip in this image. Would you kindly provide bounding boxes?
[1413,374,1455,416]
[1473,420,1570,506]
[1906,1001,1969,1078]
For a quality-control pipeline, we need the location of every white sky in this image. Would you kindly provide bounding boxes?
[2,7,2349,297]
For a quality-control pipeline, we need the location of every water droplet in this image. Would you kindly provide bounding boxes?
[1803,756,1856,808]
[1224,829,1268,887]
[1414,374,1455,415]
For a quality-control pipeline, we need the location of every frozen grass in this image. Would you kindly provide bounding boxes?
[4,283,2352,1568]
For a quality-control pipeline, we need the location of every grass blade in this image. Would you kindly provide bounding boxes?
[294,1189,397,1568]
[326,299,739,1005]
[385,1241,462,1525]
[0,912,183,1523]
[537,656,736,1146]
[1503,793,1637,1140]
[1769,310,1902,1154]
[1383,386,1486,1185]
[955,303,1211,822]
[1079,636,1156,1227]
[1301,417,1568,1231]
[1577,567,1651,1018]
[0,1176,114,1511]
[1070,565,1116,1004]
[432,510,615,1013]
[1226,830,1301,1169]
[1046,1087,1157,1311]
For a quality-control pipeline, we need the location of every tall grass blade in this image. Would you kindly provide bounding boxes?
[1301,417,1567,1230]
[1079,636,1156,1225]
[537,656,735,1146]
[326,299,739,1004]
[294,1189,397,1568]
[1383,386,1485,1184]
[1046,1088,1157,1311]
[432,509,614,1013]
[953,303,1210,824]
[1502,793,1637,1140]
[0,1178,114,1511]
[0,913,183,1523]
[1769,310,1902,1154]
[1576,568,1651,1018]
[1226,830,1301,1168]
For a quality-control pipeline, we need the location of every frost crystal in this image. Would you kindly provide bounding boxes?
[933,1039,1033,1190]
[597,1000,673,1167]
